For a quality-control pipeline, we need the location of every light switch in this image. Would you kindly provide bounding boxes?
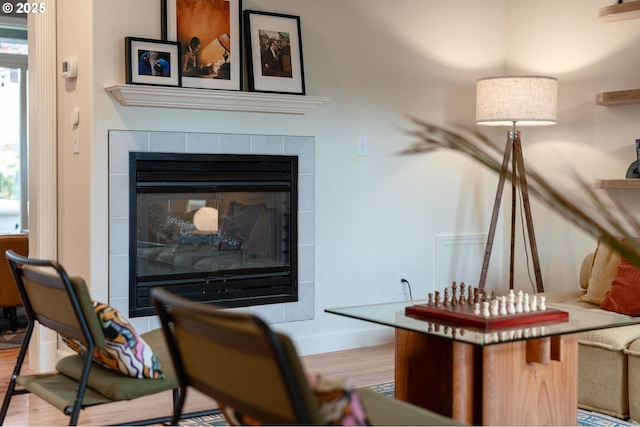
[70,108,79,126]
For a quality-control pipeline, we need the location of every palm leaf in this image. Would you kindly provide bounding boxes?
[402,118,640,269]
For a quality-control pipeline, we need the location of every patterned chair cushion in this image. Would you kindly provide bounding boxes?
[63,301,164,379]
[219,373,370,426]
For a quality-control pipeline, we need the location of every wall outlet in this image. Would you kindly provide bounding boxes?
[397,273,408,295]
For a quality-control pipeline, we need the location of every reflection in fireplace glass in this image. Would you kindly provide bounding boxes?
[137,191,289,278]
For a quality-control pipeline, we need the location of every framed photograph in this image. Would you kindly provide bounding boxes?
[125,37,181,87]
[162,0,242,91]
[244,10,305,95]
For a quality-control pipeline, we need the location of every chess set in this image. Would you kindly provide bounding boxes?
[405,282,569,329]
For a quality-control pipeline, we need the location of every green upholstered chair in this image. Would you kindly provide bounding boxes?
[0,251,188,426]
[151,287,463,426]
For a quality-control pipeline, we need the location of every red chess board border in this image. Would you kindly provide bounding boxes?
[405,303,569,329]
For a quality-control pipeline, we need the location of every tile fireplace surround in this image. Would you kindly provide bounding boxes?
[108,130,315,333]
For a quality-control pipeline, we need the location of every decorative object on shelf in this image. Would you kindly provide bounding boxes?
[626,139,640,178]
[162,0,242,91]
[244,10,305,95]
[125,37,181,87]
[474,75,558,293]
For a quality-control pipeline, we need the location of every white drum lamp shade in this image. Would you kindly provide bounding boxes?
[476,76,558,126]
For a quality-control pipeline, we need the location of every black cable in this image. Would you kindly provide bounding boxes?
[400,278,413,302]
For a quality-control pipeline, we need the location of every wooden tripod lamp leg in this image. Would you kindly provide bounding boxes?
[512,136,545,293]
[509,132,517,290]
[478,134,513,290]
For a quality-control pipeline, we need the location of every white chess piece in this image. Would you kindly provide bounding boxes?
[531,295,538,312]
[508,292,516,314]
[482,301,490,317]
[539,296,546,311]
[474,302,481,316]
[491,299,499,316]
[500,296,507,315]
[524,294,530,312]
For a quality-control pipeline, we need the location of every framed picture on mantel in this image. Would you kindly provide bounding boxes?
[244,10,306,95]
[125,37,181,87]
[162,0,242,91]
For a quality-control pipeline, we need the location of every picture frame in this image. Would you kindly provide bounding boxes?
[162,0,242,91]
[125,37,181,87]
[244,10,305,95]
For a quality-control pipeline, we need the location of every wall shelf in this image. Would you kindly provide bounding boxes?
[595,179,640,189]
[596,89,640,106]
[105,84,330,114]
[596,3,640,105]
[599,1,640,22]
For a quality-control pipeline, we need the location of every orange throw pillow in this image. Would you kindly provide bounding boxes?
[601,257,640,316]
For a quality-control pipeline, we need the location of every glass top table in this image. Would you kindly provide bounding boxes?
[326,300,640,346]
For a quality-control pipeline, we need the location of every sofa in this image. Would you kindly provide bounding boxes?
[541,237,640,422]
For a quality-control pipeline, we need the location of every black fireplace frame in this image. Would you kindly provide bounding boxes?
[128,152,298,317]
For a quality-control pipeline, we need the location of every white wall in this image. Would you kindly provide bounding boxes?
[52,0,640,356]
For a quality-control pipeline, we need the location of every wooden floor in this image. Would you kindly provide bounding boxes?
[0,343,394,425]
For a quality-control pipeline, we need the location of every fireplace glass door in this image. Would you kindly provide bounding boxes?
[129,152,297,317]
[137,191,290,277]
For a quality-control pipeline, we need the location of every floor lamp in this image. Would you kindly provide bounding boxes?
[475,75,558,293]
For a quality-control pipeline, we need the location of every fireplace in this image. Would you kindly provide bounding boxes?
[130,152,298,317]
[109,130,315,326]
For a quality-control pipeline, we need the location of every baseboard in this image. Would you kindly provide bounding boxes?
[285,325,394,356]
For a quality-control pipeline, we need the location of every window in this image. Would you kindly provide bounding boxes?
[0,22,28,233]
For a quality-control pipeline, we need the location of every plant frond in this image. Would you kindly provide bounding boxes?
[402,119,640,270]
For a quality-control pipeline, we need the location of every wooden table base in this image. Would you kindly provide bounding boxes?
[394,329,578,426]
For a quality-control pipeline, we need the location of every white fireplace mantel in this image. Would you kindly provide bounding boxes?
[105,84,330,114]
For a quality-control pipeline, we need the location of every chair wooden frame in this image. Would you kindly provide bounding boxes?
[0,251,215,426]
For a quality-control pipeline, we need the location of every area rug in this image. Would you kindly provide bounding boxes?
[179,413,226,426]
[578,410,634,427]
[0,307,27,350]
[177,381,636,426]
